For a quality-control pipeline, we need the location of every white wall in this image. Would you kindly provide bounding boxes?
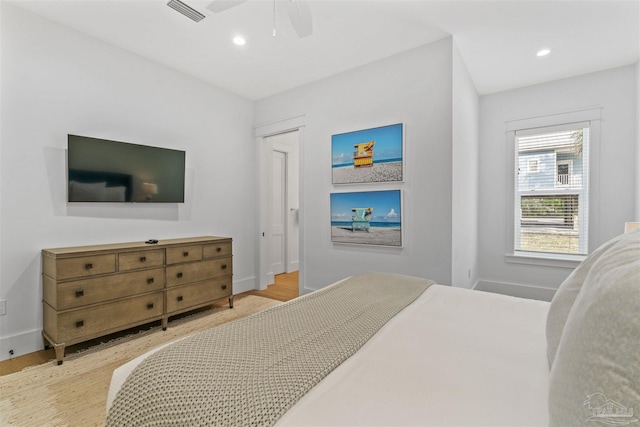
[477,65,638,299]
[255,38,455,291]
[0,4,256,359]
[451,41,479,289]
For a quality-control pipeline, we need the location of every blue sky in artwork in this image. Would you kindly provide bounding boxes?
[332,123,403,167]
[331,190,401,223]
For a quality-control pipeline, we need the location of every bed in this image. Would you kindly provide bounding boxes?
[106,230,639,427]
[68,169,133,202]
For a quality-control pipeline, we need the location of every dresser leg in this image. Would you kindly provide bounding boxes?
[52,342,65,365]
[162,316,168,331]
[229,295,234,309]
[42,332,65,364]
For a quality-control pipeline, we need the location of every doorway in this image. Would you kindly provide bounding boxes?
[255,115,305,294]
[264,130,300,288]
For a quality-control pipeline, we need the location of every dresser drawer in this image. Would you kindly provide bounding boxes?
[118,249,164,271]
[54,254,116,280]
[203,242,232,259]
[166,277,232,313]
[50,267,165,310]
[55,292,163,342]
[166,245,203,264]
[166,257,232,287]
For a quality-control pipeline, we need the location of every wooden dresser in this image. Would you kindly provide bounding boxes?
[42,236,232,364]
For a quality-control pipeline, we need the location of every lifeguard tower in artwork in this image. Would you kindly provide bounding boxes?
[353,141,374,168]
[352,207,373,232]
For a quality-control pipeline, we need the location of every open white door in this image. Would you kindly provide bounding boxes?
[271,150,286,275]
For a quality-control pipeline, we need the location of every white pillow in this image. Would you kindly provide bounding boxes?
[545,232,627,368]
[548,230,640,426]
[104,186,127,202]
[68,181,106,202]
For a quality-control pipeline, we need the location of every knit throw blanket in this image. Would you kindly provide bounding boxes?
[106,273,434,427]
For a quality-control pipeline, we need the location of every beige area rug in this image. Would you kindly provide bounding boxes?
[0,295,281,427]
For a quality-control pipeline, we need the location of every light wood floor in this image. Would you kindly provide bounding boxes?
[0,271,299,376]
[244,270,299,302]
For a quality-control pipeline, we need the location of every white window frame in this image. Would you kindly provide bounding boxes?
[556,159,572,186]
[504,108,601,268]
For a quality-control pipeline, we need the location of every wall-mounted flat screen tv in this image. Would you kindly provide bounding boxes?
[67,135,186,203]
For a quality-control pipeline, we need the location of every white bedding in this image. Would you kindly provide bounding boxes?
[107,284,550,426]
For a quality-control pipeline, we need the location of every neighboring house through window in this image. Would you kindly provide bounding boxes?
[514,123,589,256]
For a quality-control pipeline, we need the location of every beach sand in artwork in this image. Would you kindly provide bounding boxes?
[331,226,402,246]
[332,161,402,184]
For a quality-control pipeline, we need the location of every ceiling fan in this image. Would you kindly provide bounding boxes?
[206,0,313,38]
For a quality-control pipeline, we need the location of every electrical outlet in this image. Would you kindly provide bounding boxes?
[0,300,6,316]
[9,350,14,356]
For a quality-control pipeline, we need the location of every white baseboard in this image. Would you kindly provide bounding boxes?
[0,329,44,362]
[259,272,275,291]
[286,261,299,273]
[473,280,556,302]
[233,276,258,294]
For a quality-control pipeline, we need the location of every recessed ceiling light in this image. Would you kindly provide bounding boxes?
[233,36,246,46]
[537,49,551,57]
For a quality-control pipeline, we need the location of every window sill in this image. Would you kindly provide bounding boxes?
[505,252,585,269]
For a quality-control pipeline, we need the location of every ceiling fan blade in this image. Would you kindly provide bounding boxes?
[286,0,313,38]
[206,0,248,13]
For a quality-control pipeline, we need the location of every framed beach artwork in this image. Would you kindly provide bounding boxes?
[331,123,404,184]
[330,189,403,247]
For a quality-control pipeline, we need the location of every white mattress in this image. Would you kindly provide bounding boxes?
[107,284,550,426]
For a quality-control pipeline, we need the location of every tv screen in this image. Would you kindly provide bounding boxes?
[67,135,186,203]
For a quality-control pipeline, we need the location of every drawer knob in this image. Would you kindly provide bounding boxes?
[216,247,222,252]
[140,256,146,262]
[177,295,183,302]
[85,263,93,270]
[183,251,189,257]
[75,290,84,298]
[221,264,227,270]
[221,285,227,290]
[75,320,84,328]
[177,272,183,278]
[147,278,154,284]
[147,303,154,309]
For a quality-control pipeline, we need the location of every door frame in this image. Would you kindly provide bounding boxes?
[255,115,305,293]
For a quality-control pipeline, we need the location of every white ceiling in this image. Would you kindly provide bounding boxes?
[9,0,640,100]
